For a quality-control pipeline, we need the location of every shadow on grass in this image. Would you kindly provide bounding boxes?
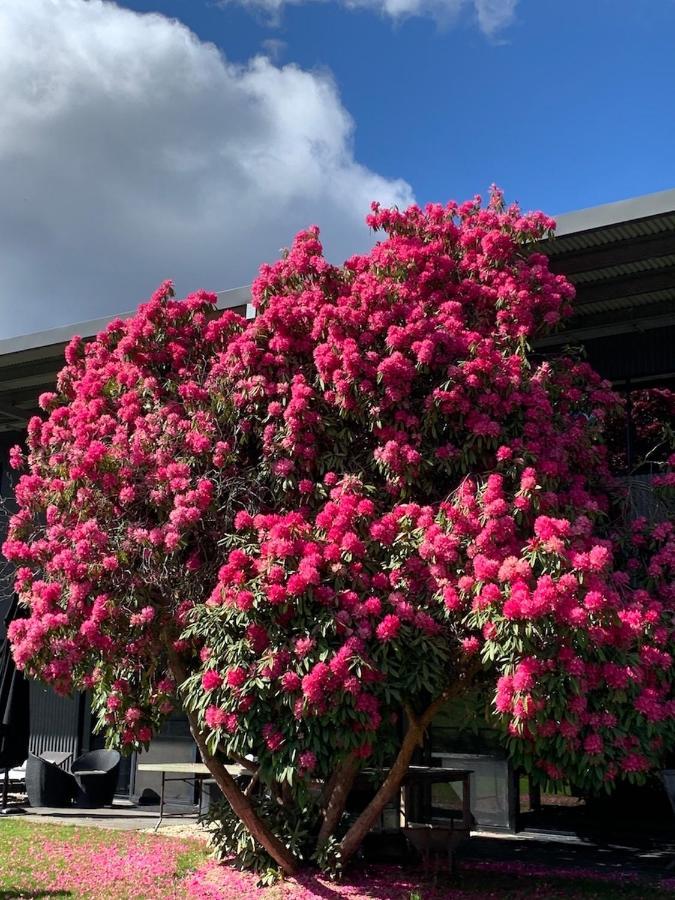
[0,892,72,899]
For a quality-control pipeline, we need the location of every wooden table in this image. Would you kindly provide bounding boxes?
[399,766,473,828]
[358,765,473,826]
[137,762,246,830]
[400,767,473,872]
[356,765,472,869]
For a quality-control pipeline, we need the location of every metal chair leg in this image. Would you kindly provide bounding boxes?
[154,771,166,833]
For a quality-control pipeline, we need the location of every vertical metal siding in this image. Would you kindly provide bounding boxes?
[29,682,81,770]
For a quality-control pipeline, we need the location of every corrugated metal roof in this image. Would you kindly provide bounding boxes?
[548,212,675,255]
[569,289,675,316]
[571,254,675,284]
[541,196,675,338]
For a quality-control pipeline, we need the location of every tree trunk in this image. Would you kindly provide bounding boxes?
[169,658,300,875]
[338,684,468,866]
[338,714,425,864]
[317,753,360,848]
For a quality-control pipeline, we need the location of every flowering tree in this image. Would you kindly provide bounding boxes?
[5,191,674,876]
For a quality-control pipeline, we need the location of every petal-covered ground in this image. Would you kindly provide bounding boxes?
[0,819,203,899]
[187,857,675,900]
[2,819,675,899]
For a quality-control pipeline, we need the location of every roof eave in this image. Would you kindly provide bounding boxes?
[555,187,675,236]
[0,285,253,362]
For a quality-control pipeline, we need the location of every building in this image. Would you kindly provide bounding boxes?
[1,190,674,819]
[542,189,675,394]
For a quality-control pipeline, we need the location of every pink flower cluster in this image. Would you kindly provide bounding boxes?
[5,191,673,788]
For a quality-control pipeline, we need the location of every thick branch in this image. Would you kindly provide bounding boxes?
[168,656,299,875]
[244,768,260,798]
[317,753,360,848]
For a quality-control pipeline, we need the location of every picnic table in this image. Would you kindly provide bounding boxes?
[137,762,246,829]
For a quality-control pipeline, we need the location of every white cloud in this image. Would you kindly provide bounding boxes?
[218,0,518,35]
[0,0,413,338]
[346,0,465,26]
[473,0,518,36]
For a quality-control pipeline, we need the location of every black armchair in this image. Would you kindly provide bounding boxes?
[72,749,121,807]
[25,753,76,807]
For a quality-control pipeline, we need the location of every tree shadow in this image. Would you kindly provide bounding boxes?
[289,861,433,900]
[0,892,72,899]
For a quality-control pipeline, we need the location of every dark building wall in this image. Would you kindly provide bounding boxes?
[570,325,675,387]
[0,435,21,641]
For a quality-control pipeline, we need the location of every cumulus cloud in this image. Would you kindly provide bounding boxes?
[218,0,518,35]
[0,0,413,338]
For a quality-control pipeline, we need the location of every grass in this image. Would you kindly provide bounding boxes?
[0,818,674,899]
[0,818,208,899]
[175,843,212,880]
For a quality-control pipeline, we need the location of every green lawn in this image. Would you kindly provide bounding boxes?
[1,818,674,899]
[0,818,207,899]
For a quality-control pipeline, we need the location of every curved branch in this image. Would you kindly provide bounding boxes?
[169,654,300,875]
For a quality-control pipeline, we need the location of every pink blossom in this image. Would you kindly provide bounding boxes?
[201,670,223,692]
[375,614,401,642]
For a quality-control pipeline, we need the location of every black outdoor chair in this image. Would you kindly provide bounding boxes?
[72,749,121,807]
[25,753,76,807]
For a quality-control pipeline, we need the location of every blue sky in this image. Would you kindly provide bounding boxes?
[120,0,675,214]
[1,0,674,336]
